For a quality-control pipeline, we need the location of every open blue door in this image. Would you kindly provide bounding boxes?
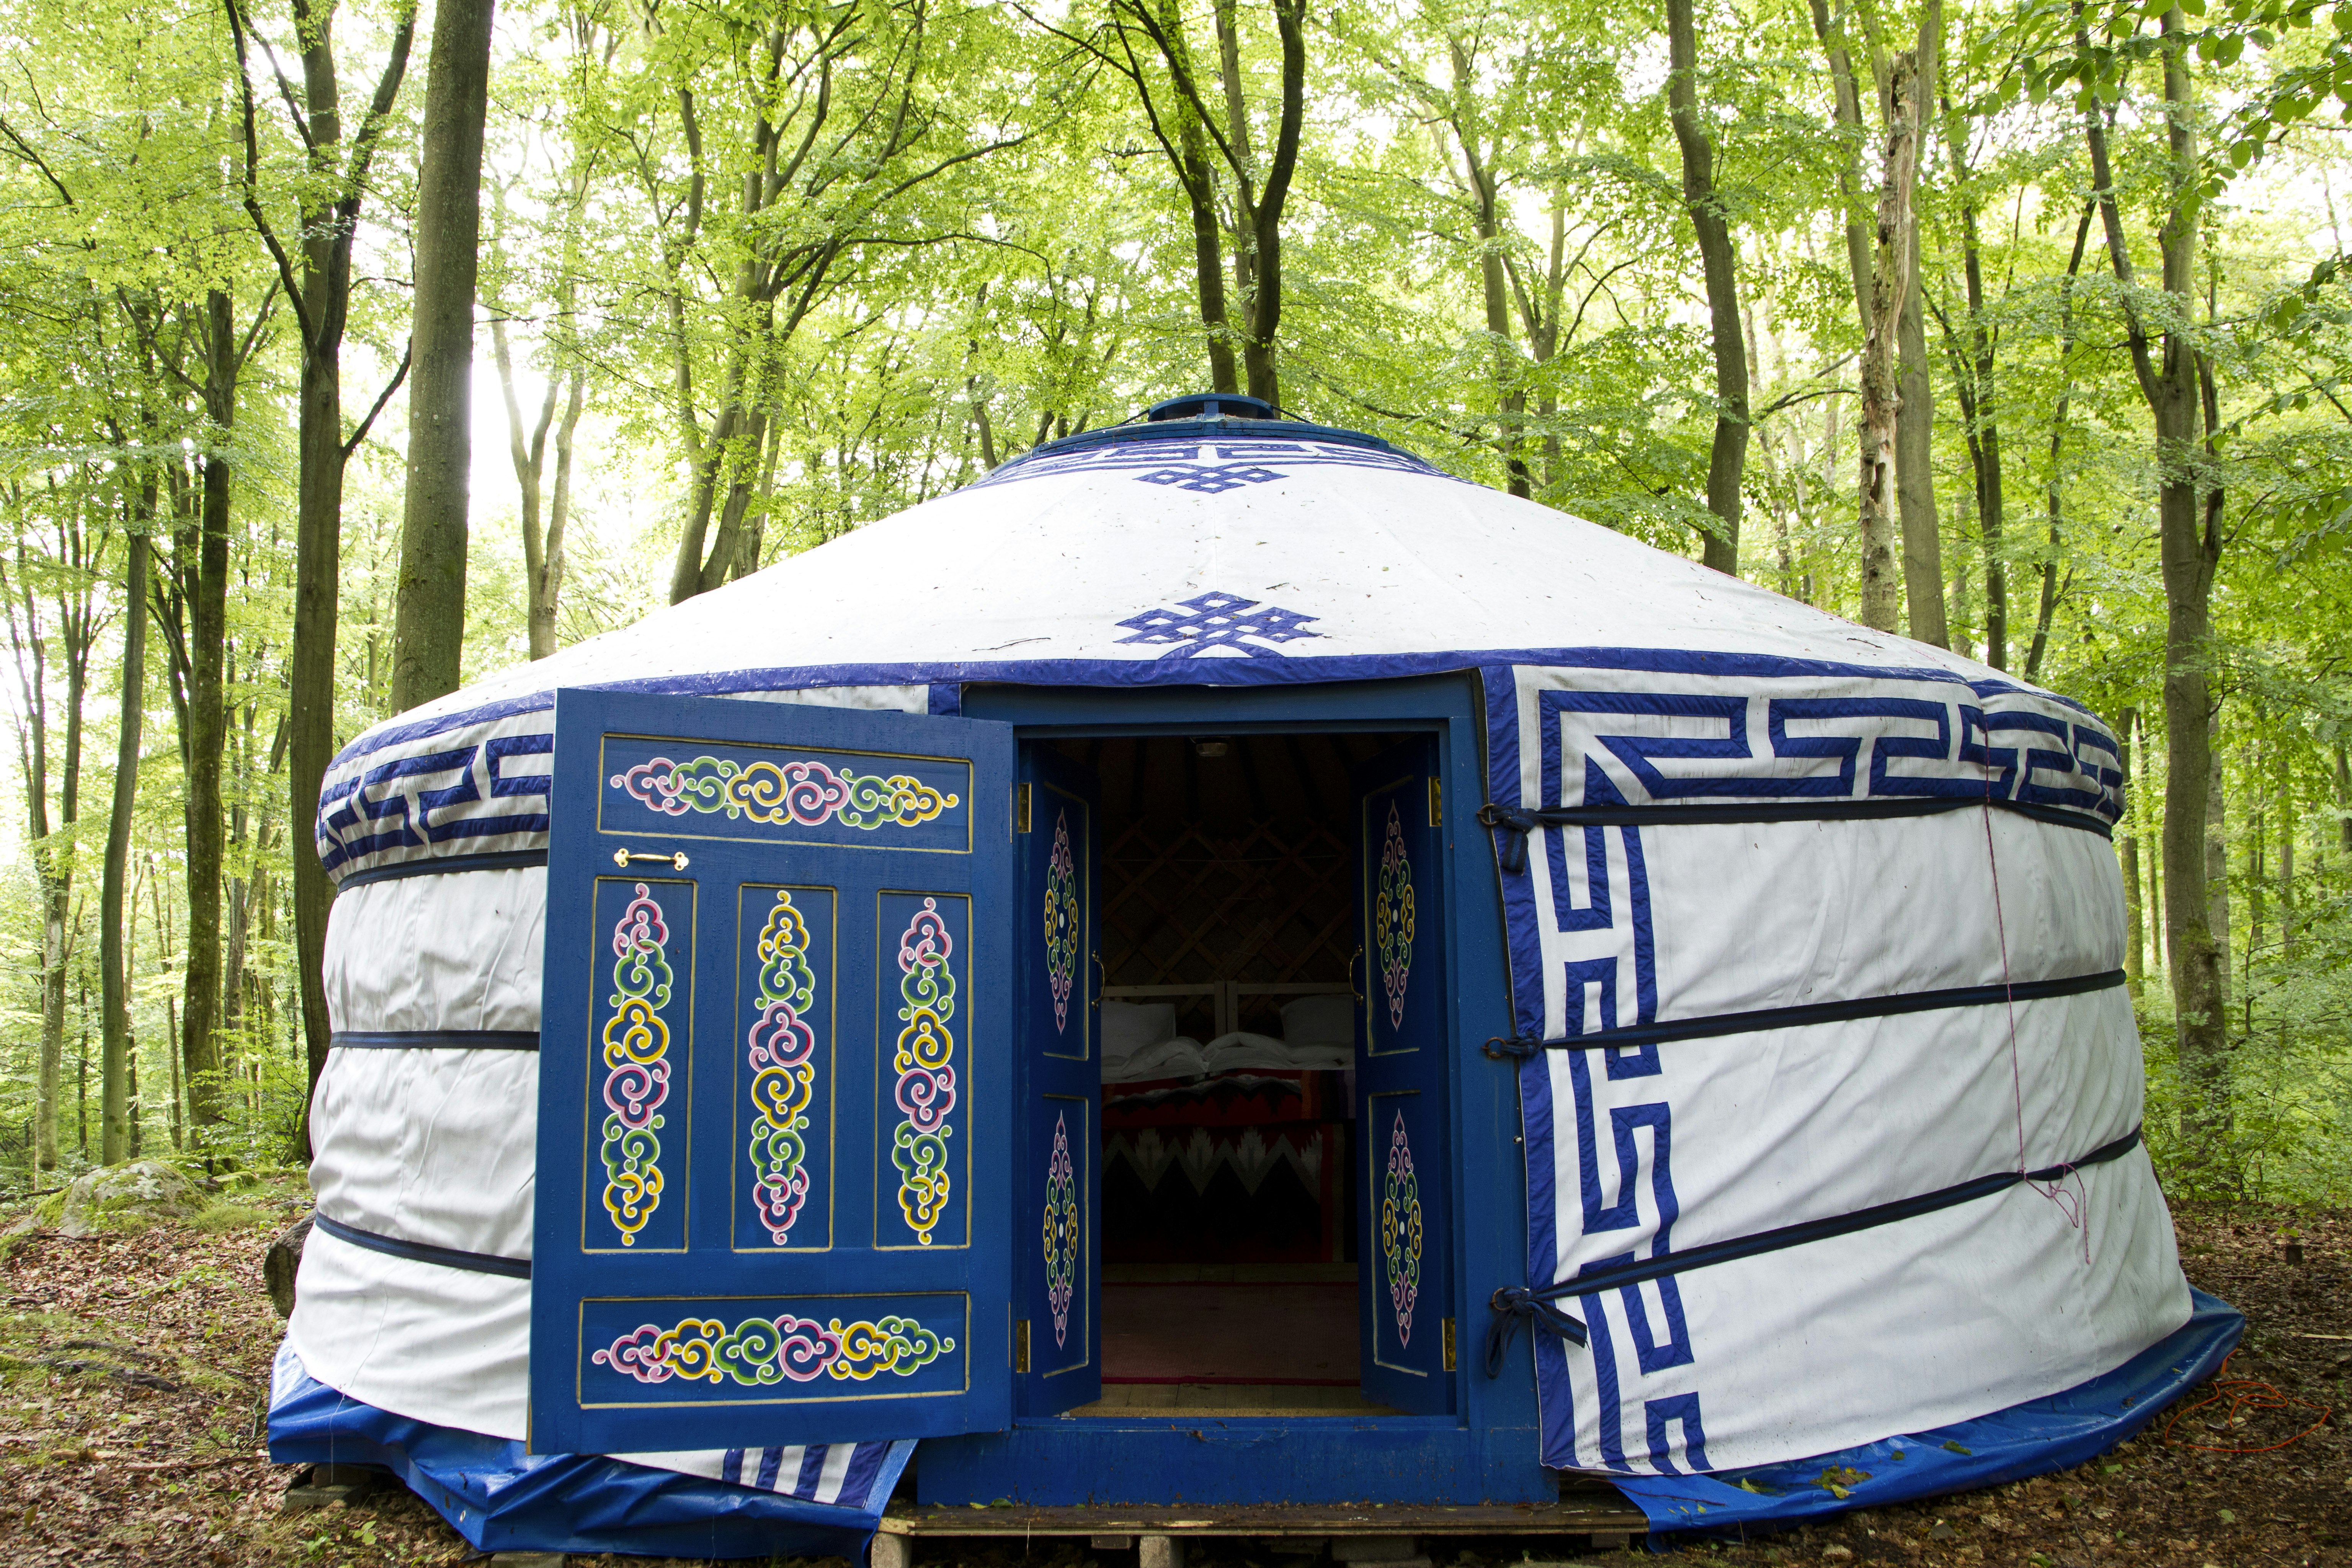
[1354,737,1455,1414]
[531,688,1016,1454]
[1015,745,1102,1414]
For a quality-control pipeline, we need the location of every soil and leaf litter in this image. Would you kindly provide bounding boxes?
[0,1174,2343,1566]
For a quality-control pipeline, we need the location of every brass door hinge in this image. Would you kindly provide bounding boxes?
[1015,1318,1032,1373]
[1428,776,1442,828]
[1442,1316,1457,1372]
[1016,782,1032,835]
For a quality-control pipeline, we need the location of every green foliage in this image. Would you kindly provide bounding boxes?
[0,0,2351,1205]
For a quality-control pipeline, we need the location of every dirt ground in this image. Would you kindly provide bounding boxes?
[0,1177,2344,1567]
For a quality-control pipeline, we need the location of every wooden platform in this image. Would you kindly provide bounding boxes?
[877,1492,1648,1539]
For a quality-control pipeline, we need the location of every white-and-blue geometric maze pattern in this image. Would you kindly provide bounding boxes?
[317,704,557,882]
[1538,686,2120,824]
[1491,664,2123,1478]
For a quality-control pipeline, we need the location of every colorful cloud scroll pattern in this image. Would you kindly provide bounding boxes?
[1376,802,1416,1029]
[1382,1111,1424,1346]
[593,1313,954,1385]
[1043,1113,1078,1348]
[1045,811,1079,1033]
[891,898,957,1245]
[600,884,674,1245]
[612,755,957,830]
[748,889,819,1245]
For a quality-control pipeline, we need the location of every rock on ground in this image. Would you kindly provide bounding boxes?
[49,1159,207,1237]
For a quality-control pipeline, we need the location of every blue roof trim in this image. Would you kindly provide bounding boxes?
[997,411,1411,469]
[327,648,2073,771]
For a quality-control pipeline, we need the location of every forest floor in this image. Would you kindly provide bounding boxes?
[0,1178,2343,1567]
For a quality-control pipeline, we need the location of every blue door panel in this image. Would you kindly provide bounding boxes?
[1356,737,1454,1414]
[532,688,1015,1454]
[1017,746,1103,1412]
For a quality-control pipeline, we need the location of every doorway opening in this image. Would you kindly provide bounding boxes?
[1051,732,1416,1418]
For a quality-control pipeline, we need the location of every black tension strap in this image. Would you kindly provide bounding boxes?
[1481,969,2125,1059]
[336,848,549,891]
[1482,1124,2143,1377]
[311,1211,534,1280]
[330,1030,541,1051]
[1477,795,2111,874]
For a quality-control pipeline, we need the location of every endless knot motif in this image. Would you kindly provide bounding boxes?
[747,890,819,1245]
[1375,802,1416,1029]
[1381,1111,1423,1346]
[1114,590,1321,661]
[593,1312,954,1386]
[600,884,673,1245]
[1132,463,1286,494]
[611,755,957,830]
[1043,1114,1078,1348]
[891,899,958,1245]
[1045,812,1079,1033]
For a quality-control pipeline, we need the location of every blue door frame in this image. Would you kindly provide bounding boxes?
[920,675,1550,1505]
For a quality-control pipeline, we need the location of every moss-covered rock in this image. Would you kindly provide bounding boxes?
[51,1160,206,1237]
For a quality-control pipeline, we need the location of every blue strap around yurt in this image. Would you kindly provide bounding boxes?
[1613,1287,2240,1537]
[267,1343,910,1559]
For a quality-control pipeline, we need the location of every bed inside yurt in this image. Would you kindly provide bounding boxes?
[269,393,2241,1558]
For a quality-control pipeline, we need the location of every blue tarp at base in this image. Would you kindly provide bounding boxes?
[1610,1289,2244,1539]
[268,1348,911,1560]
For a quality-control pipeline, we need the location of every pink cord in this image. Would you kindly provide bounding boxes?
[1980,749,2090,1262]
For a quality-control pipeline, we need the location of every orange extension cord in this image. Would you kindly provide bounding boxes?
[2161,1350,2333,1454]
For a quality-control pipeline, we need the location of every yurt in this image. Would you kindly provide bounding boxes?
[270,393,2239,1558]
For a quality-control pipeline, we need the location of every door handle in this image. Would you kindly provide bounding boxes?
[1348,944,1365,1002]
[612,849,690,871]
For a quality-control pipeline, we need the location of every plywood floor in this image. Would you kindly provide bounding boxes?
[1101,1279,1359,1386]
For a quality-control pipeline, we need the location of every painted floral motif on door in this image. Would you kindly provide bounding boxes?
[1381,1111,1423,1346]
[601,884,674,1245]
[614,755,958,830]
[747,890,818,1244]
[1043,1113,1078,1347]
[594,1311,955,1385]
[890,899,958,1244]
[1375,803,1416,1029]
[1045,812,1079,1032]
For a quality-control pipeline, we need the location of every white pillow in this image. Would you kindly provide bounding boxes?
[1280,994,1357,1051]
[1200,1031,1294,1073]
[1105,1036,1206,1083]
[1101,1000,1178,1062]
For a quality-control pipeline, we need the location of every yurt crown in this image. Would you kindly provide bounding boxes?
[1143,392,1279,421]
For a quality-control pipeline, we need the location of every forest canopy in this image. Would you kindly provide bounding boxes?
[2,0,2350,1199]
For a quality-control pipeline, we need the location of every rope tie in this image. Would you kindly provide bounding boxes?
[1476,804,1540,872]
[1483,1286,1589,1376]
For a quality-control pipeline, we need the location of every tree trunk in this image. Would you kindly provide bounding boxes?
[1895,223,1944,643]
[183,288,238,1139]
[235,0,417,1154]
[2279,756,2295,964]
[2338,745,2351,856]
[2084,7,2224,1163]
[1894,5,1945,646]
[1857,50,1924,632]
[541,368,583,655]
[1665,0,1749,575]
[493,316,562,659]
[2205,732,2230,1014]
[1239,0,1305,406]
[100,533,146,1163]
[390,0,496,710]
